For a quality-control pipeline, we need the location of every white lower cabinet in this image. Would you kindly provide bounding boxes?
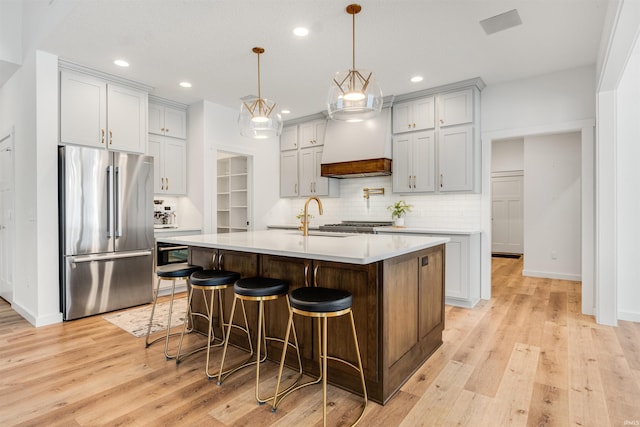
[376,230,480,307]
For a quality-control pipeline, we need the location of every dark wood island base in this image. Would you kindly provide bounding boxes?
[188,243,445,405]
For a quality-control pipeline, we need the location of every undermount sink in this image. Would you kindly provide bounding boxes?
[287,231,351,238]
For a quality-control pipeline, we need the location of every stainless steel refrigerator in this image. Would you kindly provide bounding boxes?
[59,145,154,320]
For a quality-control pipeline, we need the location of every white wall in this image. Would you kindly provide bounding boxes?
[0,50,61,326]
[595,0,640,325]
[188,100,282,234]
[615,37,640,322]
[492,138,524,172]
[523,132,582,280]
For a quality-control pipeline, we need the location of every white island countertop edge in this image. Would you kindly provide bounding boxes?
[157,230,449,265]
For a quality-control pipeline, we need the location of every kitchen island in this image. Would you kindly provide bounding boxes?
[157,230,448,404]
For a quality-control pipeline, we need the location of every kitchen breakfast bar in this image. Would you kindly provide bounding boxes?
[157,230,449,404]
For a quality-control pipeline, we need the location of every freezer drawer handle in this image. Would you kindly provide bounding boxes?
[69,250,153,263]
[157,245,188,252]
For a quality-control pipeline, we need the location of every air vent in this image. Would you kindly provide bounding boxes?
[480,9,522,35]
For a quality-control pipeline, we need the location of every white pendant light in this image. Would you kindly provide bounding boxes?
[238,47,283,139]
[327,4,383,121]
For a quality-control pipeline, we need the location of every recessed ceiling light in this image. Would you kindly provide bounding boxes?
[293,27,309,37]
[410,76,423,83]
[281,109,291,114]
[113,59,129,67]
[179,82,192,88]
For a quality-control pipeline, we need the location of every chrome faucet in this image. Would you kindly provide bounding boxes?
[301,196,323,236]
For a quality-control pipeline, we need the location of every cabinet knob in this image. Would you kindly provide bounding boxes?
[439,119,444,124]
[407,124,411,129]
[165,128,169,133]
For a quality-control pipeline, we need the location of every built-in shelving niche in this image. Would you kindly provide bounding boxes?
[216,152,251,233]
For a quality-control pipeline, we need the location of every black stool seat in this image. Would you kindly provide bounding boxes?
[191,270,240,287]
[290,287,353,313]
[234,277,289,297]
[156,263,202,278]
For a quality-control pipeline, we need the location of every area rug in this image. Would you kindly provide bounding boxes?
[103,298,188,338]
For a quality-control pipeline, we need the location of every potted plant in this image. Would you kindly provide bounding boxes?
[387,200,412,227]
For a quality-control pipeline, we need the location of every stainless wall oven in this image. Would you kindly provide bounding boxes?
[156,241,189,266]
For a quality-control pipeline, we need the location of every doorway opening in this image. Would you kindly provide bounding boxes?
[216,151,252,233]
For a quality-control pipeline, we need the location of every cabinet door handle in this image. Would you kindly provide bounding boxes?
[313,265,319,287]
[161,177,165,190]
[413,123,416,128]
[413,175,417,188]
[101,128,105,144]
[304,263,310,287]
[166,177,169,191]
[407,124,411,129]
[218,252,223,270]
[440,174,443,188]
[408,175,412,189]
[294,183,298,194]
[440,119,444,124]
[165,128,169,133]
[109,129,113,145]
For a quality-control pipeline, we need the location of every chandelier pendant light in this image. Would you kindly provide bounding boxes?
[327,4,383,121]
[238,47,283,139]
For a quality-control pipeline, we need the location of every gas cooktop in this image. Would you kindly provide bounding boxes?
[318,221,393,234]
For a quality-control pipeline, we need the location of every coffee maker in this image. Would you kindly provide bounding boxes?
[153,200,177,227]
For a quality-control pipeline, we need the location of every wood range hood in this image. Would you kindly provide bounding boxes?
[320,108,392,178]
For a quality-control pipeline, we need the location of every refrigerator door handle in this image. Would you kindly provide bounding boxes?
[115,166,122,237]
[107,165,113,238]
[69,250,153,264]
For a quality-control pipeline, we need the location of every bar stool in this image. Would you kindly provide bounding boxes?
[145,263,202,360]
[217,277,303,405]
[272,287,367,427]
[175,269,251,380]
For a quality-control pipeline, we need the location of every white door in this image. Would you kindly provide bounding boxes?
[492,173,524,254]
[0,132,15,302]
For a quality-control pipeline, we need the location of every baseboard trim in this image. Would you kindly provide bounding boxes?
[618,310,640,323]
[522,269,581,282]
[10,301,63,327]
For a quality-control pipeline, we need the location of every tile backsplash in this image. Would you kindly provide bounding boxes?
[275,176,482,230]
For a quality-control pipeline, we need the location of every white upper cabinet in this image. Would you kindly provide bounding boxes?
[392,130,436,193]
[299,119,327,148]
[60,70,147,153]
[280,125,298,151]
[149,103,187,139]
[437,89,473,127]
[106,84,147,153]
[392,97,435,133]
[438,125,474,192]
[280,150,299,197]
[298,146,338,196]
[148,135,186,195]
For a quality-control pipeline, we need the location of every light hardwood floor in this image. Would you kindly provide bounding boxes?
[1,257,639,426]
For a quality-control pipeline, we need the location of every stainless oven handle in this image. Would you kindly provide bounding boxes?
[158,245,189,252]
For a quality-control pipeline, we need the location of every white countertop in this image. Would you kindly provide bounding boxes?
[374,226,481,235]
[154,226,202,233]
[157,230,449,265]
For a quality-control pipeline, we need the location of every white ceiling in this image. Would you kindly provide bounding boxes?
[37,0,610,120]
